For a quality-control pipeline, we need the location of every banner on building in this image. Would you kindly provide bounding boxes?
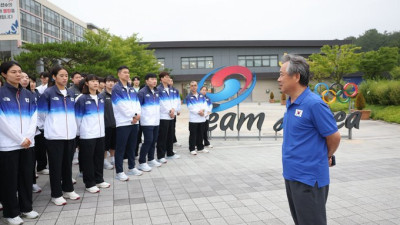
[0,0,19,35]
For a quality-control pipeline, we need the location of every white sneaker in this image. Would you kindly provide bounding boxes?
[37,169,49,175]
[0,202,3,210]
[173,142,182,147]
[32,184,42,193]
[123,159,128,163]
[127,168,143,176]
[190,151,197,155]
[148,159,161,167]
[35,173,38,178]
[198,149,209,153]
[78,172,83,177]
[158,158,167,164]
[21,210,39,219]
[72,178,77,184]
[110,156,115,165]
[138,163,152,172]
[104,160,114,170]
[63,191,80,200]
[4,216,23,224]
[135,156,139,160]
[205,144,213,148]
[167,154,180,159]
[86,186,100,193]
[115,172,129,181]
[72,151,79,165]
[51,197,67,206]
[96,182,111,188]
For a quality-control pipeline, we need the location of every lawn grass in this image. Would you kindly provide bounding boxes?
[328,101,400,124]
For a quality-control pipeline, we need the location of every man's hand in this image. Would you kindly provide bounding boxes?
[169,108,175,118]
[198,110,204,117]
[21,138,31,149]
[132,114,140,124]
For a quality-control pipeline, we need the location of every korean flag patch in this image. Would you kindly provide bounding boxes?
[295,109,303,117]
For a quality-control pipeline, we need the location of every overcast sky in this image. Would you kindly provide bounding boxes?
[49,0,400,42]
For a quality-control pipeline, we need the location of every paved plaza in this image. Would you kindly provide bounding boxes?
[1,103,399,225]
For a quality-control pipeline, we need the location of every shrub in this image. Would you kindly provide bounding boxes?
[281,93,286,101]
[270,91,274,100]
[355,92,366,110]
[360,80,400,106]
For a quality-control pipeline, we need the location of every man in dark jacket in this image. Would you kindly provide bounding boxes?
[68,72,82,98]
[99,75,117,170]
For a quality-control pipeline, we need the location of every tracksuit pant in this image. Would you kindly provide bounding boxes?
[0,148,34,218]
[46,139,75,198]
[79,138,105,188]
[189,122,204,151]
[203,119,210,146]
[34,132,47,172]
[115,124,138,173]
[139,126,159,164]
[157,120,175,159]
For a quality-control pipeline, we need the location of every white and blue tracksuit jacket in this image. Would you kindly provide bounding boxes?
[0,83,37,151]
[37,85,77,140]
[111,81,141,127]
[138,86,160,126]
[186,92,207,123]
[157,84,176,120]
[205,95,213,120]
[75,94,105,139]
[171,86,181,115]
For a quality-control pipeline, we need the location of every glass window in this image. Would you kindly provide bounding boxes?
[157,58,165,70]
[270,56,278,66]
[181,57,213,69]
[206,57,213,68]
[238,55,279,67]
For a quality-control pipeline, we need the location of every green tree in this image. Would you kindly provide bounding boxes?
[308,45,361,83]
[346,29,400,51]
[14,29,160,78]
[358,47,399,80]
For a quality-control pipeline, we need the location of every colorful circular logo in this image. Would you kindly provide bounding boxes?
[198,66,257,112]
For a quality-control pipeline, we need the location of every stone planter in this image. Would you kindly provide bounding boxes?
[269,99,275,103]
[351,109,371,120]
[281,100,286,105]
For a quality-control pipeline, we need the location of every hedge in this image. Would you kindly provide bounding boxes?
[359,80,400,106]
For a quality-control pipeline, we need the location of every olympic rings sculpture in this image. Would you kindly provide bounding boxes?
[313,82,358,104]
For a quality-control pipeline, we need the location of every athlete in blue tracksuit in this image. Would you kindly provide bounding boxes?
[0,61,39,224]
[156,72,180,163]
[37,66,80,206]
[186,81,208,154]
[137,73,161,172]
[111,66,142,181]
[75,75,110,193]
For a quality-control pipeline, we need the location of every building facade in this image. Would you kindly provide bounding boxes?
[0,0,88,61]
[143,40,351,102]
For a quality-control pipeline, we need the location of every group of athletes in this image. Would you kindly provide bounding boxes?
[0,61,213,225]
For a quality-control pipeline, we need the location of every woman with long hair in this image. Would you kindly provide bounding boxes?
[75,75,110,193]
[37,65,80,206]
[0,61,39,224]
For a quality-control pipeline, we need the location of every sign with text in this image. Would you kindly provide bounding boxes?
[0,0,18,35]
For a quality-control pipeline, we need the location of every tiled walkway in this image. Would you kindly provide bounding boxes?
[2,103,399,224]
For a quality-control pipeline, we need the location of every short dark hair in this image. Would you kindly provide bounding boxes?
[40,71,50,78]
[105,75,115,82]
[82,74,100,94]
[132,76,140,81]
[98,77,105,83]
[28,75,36,82]
[117,66,129,73]
[159,71,170,79]
[200,86,207,91]
[0,61,22,75]
[144,73,157,80]
[71,72,81,79]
